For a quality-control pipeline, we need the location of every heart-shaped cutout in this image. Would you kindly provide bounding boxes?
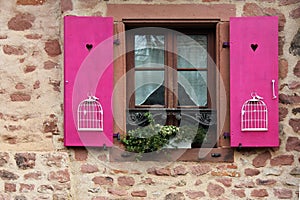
[251,44,258,52]
[86,44,93,51]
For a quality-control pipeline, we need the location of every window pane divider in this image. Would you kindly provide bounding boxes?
[177,68,208,71]
[135,68,165,71]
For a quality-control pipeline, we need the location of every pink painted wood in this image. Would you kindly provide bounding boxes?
[64,16,114,147]
[230,16,279,147]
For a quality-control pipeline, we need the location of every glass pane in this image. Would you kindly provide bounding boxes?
[178,71,207,106]
[177,35,207,69]
[135,71,165,105]
[135,35,165,68]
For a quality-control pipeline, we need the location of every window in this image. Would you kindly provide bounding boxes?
[125,23,218,150]
[126,24,215,110]
[107,4,234,162]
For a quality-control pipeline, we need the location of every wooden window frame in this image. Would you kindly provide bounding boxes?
[125,23,216,128]
[126,24,216,110]
[108,4,234,162]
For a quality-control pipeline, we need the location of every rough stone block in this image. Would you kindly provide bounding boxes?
[279,59,288,79]
[44,39,61,57]
[3,45,25,55]
[279,0,299,6]
[0,152,9,167]
[165,192,185,200]
[15,153,36,169]
[10,92,31,102]
[279,94,300,104]
[131,190,147,197]
[117,176,135,186]
[19,183,34,192]
[107,188,127,196]
[5,183,16,192]
[24,65,36,73]
[274,188,293,199]
[290,6,300,19]
[80,164,99,173]
[17,0,46,5]
[232,189,246,198]
[207,183,225,197]
[234,180,255,188]
[290,167,300,176]
[270,155,294,166]
[48,169,70,183]
[289,29,300,56]
[190,164,211,176]
[279,107,288,121]
[61,0,73,12]
[185,190,205,199]
[256,178,276,185]
[286,137,300,151]
[7,12,35,31]
[0,170,19,180]
[216,177,232,187]
[24,171,42,180]
[289,118,300,133]
[173,165,187,176]
[43,60,58,70]
[92,176,113,185]
[251,189,268,197]
[294,60,300,77]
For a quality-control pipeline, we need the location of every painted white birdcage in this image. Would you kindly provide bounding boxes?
[241,93,268,131]
[77,95,103,131]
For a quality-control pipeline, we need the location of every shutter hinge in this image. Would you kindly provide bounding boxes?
[211,153,221,158]
[113,132,120,140]
[222,42,230,48]
[113,39,120,45]
[223,132,230,139]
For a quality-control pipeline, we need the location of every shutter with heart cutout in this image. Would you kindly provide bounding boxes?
[230,16,279,147]
[64,16,114,147]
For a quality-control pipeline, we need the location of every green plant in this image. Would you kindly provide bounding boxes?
[122,124,179,153]
[144,112,154,124]
[121,112,179,153]
[121,112,208,153]
[160,125,178,139]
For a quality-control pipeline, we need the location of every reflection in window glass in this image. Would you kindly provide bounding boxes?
[177,35,207,69]
[178,71,207,106]
[135,71,165,105]
[135,35,165,68]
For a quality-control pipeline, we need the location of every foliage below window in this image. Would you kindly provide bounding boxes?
[121,113,208,153]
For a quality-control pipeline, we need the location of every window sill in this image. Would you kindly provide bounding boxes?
[109,146,233,162]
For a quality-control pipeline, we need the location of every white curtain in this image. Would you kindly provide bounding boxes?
[134,34,208,106]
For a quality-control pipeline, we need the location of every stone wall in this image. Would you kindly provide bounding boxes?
[0,0,299,199]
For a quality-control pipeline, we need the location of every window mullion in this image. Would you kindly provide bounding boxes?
[172,33,179,109]
[126,33,135,108]
[207,31,216,109]
[165,32,176,109]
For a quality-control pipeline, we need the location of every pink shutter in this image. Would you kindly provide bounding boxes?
[230,16,279,147]
[64,16,113,147]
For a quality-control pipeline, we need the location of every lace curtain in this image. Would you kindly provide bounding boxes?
[134,34,208,106]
